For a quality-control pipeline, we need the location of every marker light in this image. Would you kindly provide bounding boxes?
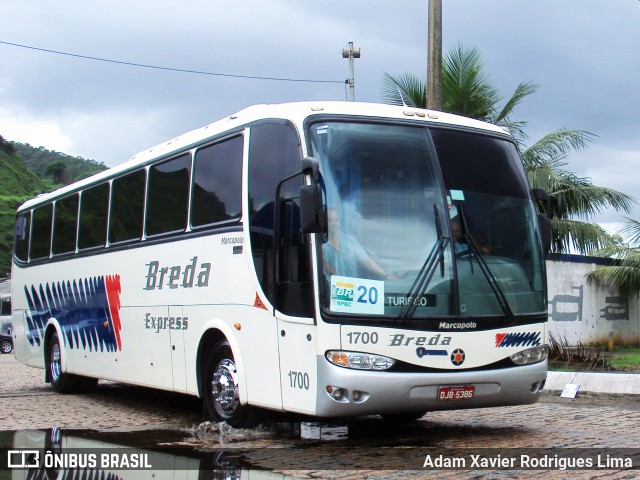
[326,351,395,370]
[510,345,549,365]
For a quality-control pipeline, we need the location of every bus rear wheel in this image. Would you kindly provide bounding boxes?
[47,332,97,393]
[48,332,79,393]
[204,340,259,428]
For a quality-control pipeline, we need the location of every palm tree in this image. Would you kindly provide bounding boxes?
[381,44,636,254]
[586,219,640,294]
[522,131,635,253]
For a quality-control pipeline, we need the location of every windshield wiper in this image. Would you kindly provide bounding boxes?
[399,205,449,321]
[457,204,514,324]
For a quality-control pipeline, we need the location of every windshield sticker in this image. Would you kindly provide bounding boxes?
[330,276,384,315]
[447,198,458,218]
[317,125,328,135]
[450,189,465,201]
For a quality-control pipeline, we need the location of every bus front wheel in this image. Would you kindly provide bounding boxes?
[204,340,259,428]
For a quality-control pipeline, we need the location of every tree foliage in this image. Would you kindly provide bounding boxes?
[0,138,106,275]
[587,219,640,295]
[12,142,106,185]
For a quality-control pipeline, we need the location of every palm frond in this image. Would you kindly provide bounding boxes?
[586,261,640,295]
[620,218,640,245]
[442,44,499,121]
[381,72,425,108]
[494,81,539,124]
[550,218,617,255]
[522,129,597,167]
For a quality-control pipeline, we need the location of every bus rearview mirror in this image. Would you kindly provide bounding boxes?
[300,184,324,234]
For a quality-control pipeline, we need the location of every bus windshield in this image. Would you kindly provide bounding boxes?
[308,121,547,321]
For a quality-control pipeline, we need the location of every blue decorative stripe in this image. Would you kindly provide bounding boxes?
[24,277,120,352]
[496,332,541,348]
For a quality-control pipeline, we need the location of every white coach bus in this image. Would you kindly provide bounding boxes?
[11,102,551,427]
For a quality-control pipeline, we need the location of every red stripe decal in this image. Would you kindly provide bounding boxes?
[105,274,123,351]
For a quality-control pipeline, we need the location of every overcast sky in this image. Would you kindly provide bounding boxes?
[1,0,639,228]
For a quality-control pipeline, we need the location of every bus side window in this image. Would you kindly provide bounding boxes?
[78,183,109,250]
[248,122,303,312]
[191,136,243,228]
[109,170,146,244]
[146,154,191,237]
[52,194,79,255]
[30,204,53,260]
[14,213,30,262]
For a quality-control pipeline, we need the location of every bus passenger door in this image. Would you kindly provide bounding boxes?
[168,305,187,392]
[274,191,317,415]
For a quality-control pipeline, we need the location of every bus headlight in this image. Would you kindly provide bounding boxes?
[326,351,395,370]
[510,345,549,365]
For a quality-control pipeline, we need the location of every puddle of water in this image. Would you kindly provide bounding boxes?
[0,418,499,476]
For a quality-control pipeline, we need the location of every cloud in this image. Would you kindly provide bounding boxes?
[0,110,72,152]
[0,0,639,228]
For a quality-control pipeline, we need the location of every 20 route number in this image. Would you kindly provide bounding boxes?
[357,285,379,305]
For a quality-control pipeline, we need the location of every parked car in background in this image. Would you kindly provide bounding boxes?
[0,332,12,354]
[0,290,13,354]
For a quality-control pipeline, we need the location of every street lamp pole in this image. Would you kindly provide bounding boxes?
[342,41,361,102]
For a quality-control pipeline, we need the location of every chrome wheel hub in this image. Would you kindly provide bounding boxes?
[211,359,240,416]
[50,343,61,382]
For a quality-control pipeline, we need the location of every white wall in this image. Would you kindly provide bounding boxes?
[546,256,640,346]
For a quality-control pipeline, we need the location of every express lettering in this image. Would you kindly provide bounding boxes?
[144,313,189,332]
[388,333,451,347]
[144,256,211,290]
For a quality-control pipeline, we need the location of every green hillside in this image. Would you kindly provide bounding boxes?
[0,136,107,276]
[12,142,106,184]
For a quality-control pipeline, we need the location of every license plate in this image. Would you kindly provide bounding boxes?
[438,385,475,401]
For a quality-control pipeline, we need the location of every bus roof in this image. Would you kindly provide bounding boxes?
[17,101,509,212]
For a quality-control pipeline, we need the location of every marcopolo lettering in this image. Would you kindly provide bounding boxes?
[388,333,451,347]
[145,256,211,290]
[439,321,477,329]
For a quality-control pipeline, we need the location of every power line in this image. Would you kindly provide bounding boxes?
[0,40,345,85]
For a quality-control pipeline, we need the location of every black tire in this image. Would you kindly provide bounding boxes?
[203,340,260,428]
[0,339,12,354]
[47,332,82,393]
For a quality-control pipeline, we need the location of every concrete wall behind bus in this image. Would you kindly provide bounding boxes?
[547,255,640,346]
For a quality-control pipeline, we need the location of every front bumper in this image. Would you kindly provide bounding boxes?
[315,356,547,417]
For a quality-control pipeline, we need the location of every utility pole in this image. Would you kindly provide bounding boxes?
[342,41,361,102]
[427,0,442,111]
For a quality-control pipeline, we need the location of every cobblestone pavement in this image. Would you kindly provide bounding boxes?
[2,353,640,479]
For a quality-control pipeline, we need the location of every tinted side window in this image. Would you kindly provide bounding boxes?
[30,204,53,260]
[146,154,191,236]
[52,194,79,255]
[191,136,243,227]
[78,183,109,250]
[0,298,10,315]
[110,170,146,243]
[248,122,303,311]
[14,213,30,262]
